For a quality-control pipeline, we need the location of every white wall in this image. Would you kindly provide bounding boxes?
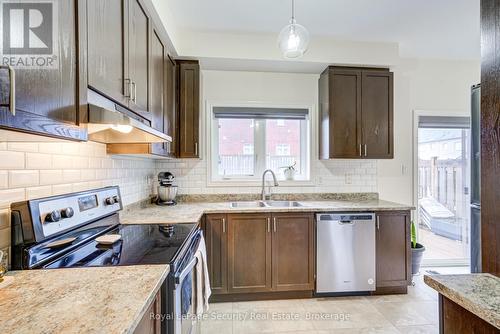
[157,70,378,195]
[157,59,480,202]
[377,58,480,205]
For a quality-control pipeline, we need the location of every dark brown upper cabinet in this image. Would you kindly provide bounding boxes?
[164,56,177,157]
[86,0,128,108]
[127,0,150,117]
[177,60,200,158]
[0,0,86,141]
[85,0,153,123]
[319,66,394,159]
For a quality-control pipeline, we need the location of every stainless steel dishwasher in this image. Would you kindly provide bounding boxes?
[316,213,376,294]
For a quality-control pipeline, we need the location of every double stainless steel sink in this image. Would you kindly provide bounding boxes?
[229,200,304,208]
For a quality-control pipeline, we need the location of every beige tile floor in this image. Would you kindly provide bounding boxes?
[199,274,440,334]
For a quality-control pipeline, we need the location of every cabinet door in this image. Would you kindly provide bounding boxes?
[228,213,272,293]
[376,211,411,290]
[149,28,166,156]
[272,213,314,291]
[133,289,161,334]
[205,214,228,294]
[127,0,150,118]
[0,0,85,140]
[178,60,200,158]
[164,56,177,157]
[87,0,128,107]
[361,71,393,158]
[150,29,164,132]
[329,69,362,158]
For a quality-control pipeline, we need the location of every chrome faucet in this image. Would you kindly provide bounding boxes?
[261,169,279,201]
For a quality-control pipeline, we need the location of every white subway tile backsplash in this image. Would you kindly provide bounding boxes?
[40,170,63,185]
[0,188,25,208]
[0,151,25,169]
[9,170,39,188]
[62,170,81,183]
[26,152,53,169]
[26,186,52,200]
[7,142,38,152]
[0,171,7,189]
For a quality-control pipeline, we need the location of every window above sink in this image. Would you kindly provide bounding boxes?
[208,104,312,185]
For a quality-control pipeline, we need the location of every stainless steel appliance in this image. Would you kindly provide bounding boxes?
[157,171,178,206]
[470,84,481,273]
[316,213,376,294]
[10,186,201,334]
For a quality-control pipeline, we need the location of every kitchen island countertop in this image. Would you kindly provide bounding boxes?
[424,273,500,329]
[0,265,169,334]
[120,198,414,225]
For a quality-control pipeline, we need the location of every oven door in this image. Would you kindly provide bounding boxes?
[173,256,198,334]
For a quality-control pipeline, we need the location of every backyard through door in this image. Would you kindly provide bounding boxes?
[417,116,471,266]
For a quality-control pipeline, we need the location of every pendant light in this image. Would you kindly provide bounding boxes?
[278,0,310,59]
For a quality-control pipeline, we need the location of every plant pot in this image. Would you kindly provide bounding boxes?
[283,169,295,181]
[411,243,426,275]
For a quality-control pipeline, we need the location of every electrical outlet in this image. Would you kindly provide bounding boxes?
[345,173,353,185]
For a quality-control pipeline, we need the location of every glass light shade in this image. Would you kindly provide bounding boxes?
[278,20,310,58]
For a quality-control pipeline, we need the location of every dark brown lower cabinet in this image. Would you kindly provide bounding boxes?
[205,214,228,294]
[227,213,272,293]
[204,212,314,297]
[272,213,315,292]
[375,211,411,294]
[439,295,498,334]
[134,289,161,334]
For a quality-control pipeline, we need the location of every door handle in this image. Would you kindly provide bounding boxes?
[267,218,271,233]
[273,217,277,232]
[376,216,380,230]
[222,218,226,233]
[0,65,15,116]
[359,144,362,157]
[364,144,367,157]
[195,142,198,156]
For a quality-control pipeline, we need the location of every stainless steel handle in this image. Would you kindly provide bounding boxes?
[175,257,198,284]
[359,144,362,157]
[376,216,380,230]
[273,217,277,232]
[222,218,226,233]
[339,220,354,225]
[364,144,367,157]
[0,65,15,116]
[267,218,271,233]
[195,142,198,156]
[124,78,131,98]
[132,81,137,103]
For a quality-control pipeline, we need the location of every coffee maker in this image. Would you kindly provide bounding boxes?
[156,172,178,206]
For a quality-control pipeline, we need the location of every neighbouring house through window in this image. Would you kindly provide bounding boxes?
[211,106,310,181]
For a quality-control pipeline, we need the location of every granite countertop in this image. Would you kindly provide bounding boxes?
[120,198,414,225]
[0,265,169,334]
[424,273,500,329]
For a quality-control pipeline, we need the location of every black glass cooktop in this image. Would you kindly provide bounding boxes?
[43,223,197,269]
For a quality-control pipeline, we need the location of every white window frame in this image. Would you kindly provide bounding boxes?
[207,101,313,187]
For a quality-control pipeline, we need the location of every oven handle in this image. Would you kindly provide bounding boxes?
[174,256,198,285]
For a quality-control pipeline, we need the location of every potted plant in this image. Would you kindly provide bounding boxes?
[411,220,426,275]
[281,162,297,180]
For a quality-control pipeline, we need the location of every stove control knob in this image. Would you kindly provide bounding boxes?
[112,196,119,204]
[105,197,115,206]
[61,207,74,219]
[45,210,61,223]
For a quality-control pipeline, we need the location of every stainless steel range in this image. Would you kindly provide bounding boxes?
[11,186,201,334]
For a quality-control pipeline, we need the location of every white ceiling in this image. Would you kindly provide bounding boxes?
[167,0,480,60]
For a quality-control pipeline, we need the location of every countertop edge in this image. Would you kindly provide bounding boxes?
[424,274,500,329]
[126,264,170,334]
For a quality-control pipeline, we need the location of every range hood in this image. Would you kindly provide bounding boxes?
[86,90,171,144]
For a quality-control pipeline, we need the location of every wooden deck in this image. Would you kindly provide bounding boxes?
[419,228,468,260]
